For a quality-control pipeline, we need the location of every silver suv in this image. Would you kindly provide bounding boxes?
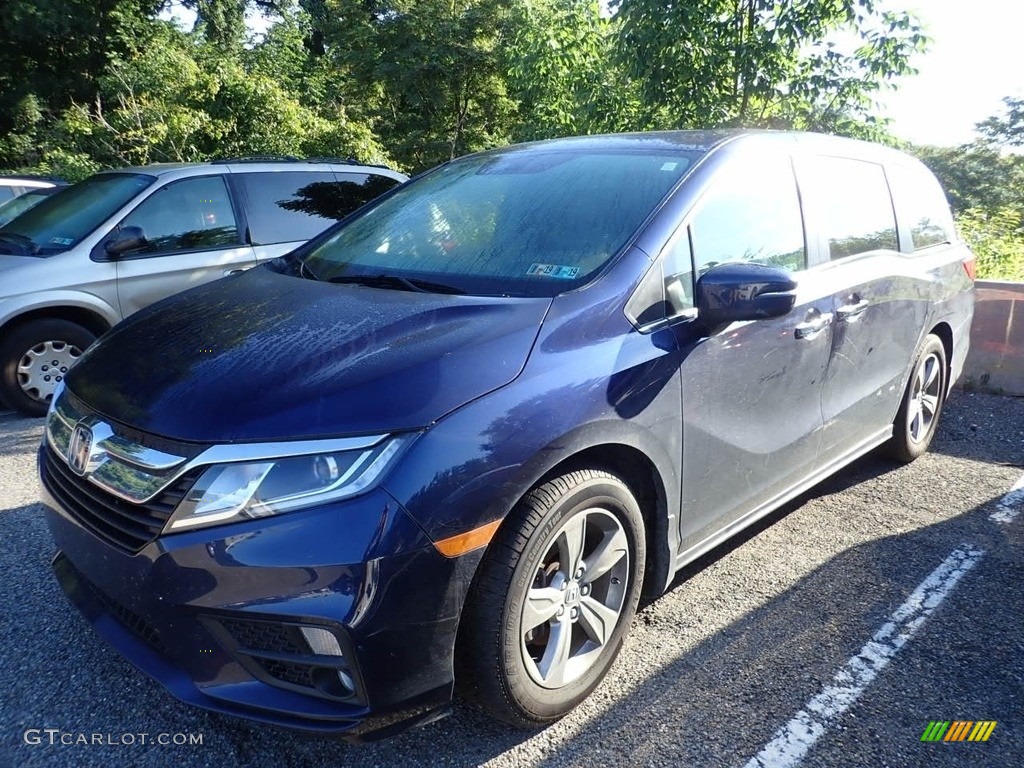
[0,159,406,415]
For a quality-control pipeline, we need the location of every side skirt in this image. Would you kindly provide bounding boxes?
[670,426,893,576]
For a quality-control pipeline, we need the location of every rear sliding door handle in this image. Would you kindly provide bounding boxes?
[837,299,870,320]
[794,312,834,339]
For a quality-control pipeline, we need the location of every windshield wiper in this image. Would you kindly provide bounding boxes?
[326,273,465,295]
[0,232,40,255]
[295,258,321,281]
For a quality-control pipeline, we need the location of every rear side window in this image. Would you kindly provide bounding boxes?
[119,175,240,256]
[237,172,401,246]
[808,156,898,260]
[887,163,955,250]
[0,187,16,203]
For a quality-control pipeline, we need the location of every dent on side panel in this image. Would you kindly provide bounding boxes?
[819,252,933,442]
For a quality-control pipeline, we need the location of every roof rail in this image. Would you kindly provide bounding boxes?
[210,155,394,170]
[305,156,360,165]
[211,155,303,164]
[307,157,396,171]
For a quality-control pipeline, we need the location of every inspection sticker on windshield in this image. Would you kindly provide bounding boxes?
[528,263,580,279]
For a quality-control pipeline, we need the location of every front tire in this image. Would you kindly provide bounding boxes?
[884,333,947,463]
[0,319,95,417]
[456,468,645,726]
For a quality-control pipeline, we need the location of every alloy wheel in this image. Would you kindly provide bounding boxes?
[908,351,942,443]
[520,507,630,689]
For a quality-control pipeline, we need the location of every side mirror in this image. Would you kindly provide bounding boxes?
[105,226,147,257]
[696,262,797,326]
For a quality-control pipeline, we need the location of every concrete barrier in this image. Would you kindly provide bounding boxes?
[961,280,1024,396]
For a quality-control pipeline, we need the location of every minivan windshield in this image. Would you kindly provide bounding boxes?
[0,188,52,227]
[296,148,699,296]
[0,173,155,256]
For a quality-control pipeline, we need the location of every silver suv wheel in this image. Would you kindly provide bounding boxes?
[17,339,83,403]
[0,319,96,417]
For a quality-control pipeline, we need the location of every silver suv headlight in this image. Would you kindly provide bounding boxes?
[166,436,411,533]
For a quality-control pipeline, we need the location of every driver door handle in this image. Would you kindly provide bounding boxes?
[795,312,833,340]
[837,298,870,320]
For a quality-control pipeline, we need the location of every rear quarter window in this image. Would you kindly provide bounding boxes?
[237,171,401,246]
[887,163,955,250]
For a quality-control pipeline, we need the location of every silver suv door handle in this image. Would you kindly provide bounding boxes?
[795,312,834,339]
[837,298,870,320]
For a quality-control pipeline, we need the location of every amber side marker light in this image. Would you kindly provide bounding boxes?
[434,519,502,557]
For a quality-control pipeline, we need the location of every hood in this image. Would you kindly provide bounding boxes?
[67,266,551,441]
[0,254,42,275]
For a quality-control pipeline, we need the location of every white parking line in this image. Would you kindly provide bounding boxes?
[989,472,1024,524]
[741,545,984,768]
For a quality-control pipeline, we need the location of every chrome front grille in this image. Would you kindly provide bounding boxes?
[42,443,202,552]
[42,384,391,550]
[42,386,206,552]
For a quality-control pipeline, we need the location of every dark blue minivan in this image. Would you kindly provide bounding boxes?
[39,131,974,739]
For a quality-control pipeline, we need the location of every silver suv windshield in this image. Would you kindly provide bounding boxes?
[0,173,154,256]
[297,148,699,297]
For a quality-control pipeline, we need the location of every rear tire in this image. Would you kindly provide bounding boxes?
[0,319,95,417]
[883,334,947,463]
[456,468,645,727]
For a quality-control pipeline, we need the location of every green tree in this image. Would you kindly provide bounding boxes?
[323,0,519,171]
[186,0,248,48]
[958,207,1024,281]
[913,143,1024,218]
[0,0,943,181]
[977,96,1024,148]
[911,96,1024,282]
[1,15,389,179]
[506,0,643,140]
[613,0,927,138]
[0,0,162,166]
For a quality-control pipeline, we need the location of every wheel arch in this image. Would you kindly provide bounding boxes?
[0,305,113,340]
[463,420,681,602]
[529,443,673,600]
[928,320,954,391]
[451,434,679,717]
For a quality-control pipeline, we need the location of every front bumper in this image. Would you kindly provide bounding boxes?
[40,447,479,739]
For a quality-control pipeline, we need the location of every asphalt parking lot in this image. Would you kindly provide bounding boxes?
[1,390,1021,768]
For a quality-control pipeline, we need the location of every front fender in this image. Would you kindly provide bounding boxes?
[0,290,120,330]
[382,351,683,597]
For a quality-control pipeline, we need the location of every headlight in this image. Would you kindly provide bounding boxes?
[166,437,410,533]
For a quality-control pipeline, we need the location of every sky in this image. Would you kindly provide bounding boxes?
[874,0,1024,146]
[164,1,1024,149]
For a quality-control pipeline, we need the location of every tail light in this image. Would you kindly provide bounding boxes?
[962,255,976,281]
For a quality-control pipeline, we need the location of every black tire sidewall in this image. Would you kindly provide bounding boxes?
[497,475,646,723]
[0,319,95,416]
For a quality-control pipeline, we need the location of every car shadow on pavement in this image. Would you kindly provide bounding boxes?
[527,505,1023,768]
